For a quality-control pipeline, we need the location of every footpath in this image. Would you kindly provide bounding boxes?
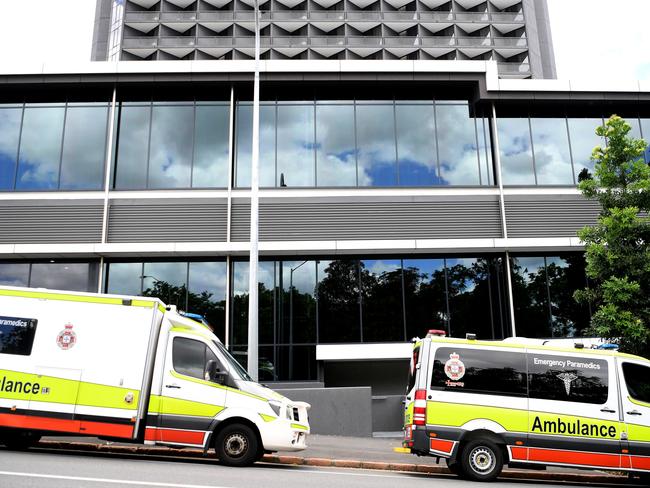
[38,434,632,484]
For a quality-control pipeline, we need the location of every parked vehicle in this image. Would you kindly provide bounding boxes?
[402,332,650,481]
[0,286,309,466]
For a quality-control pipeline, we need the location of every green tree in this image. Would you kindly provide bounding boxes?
[575,115,650,355]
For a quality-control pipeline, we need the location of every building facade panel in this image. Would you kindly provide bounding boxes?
[231,197,502,241]
[504,194,600,238]
[108,199,228,242]
[0,200,103,244]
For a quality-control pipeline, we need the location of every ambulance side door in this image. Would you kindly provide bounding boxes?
[617,359,650,471]
[526,352,623,469]
[158,335,228,447]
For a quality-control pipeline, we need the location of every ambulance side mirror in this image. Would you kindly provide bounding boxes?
[206,360,228,384]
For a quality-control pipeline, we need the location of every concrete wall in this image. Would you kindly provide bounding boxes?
[275,387,373,437]
[372,395,405,433]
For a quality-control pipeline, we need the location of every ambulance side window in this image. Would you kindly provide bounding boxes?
[173,337,207,380]
[528,354,608,404]
[622,363,650,404]
[431,347,527,397]
[0,316,37,356]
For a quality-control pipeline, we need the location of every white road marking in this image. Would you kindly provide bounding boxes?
[0,471,231,488]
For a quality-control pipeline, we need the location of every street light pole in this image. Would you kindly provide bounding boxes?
[247,0,261,382]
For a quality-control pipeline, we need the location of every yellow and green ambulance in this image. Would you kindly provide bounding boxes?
[0,285,310,466]
[402,332,650,481]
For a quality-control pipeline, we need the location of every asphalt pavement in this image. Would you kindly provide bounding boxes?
[0,446,643,488]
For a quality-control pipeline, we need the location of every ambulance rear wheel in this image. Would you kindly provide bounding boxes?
[2,431,41,450]
[215,424,260,467]
[458,439,503,482]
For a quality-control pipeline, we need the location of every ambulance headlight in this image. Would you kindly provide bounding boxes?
[268,400,282,417]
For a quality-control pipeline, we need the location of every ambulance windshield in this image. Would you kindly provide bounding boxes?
[213,340,253,382]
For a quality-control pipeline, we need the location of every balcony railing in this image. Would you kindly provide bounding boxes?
[124,10,525,23]
[124,35,528,50]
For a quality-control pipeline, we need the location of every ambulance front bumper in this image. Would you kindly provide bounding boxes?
[261,401,310,452]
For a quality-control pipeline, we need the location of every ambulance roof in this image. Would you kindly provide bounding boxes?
[423,336,648,362]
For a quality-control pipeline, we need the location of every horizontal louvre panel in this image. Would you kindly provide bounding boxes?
[505,196,600,238]
[232,200,501,241]
[108,202,227,242]
[0,202,102,244]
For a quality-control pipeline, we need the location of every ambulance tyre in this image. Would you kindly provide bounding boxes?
[458,438,503,482]
[215,423,260,467]
[2,431,41,450]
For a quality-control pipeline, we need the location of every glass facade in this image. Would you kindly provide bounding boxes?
[3,97,647,191]
[114,102,230,189]
[235,100,493,188]
[0,261,99,292]
[229,256,509,380]
[0,103,109,191]
[105,261,228,340]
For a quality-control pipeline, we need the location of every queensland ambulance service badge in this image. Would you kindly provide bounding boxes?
[444,352,466,381]
[56,324,77,350]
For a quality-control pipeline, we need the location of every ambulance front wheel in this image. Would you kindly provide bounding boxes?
[215,423,260,467]
[458,438,503,482]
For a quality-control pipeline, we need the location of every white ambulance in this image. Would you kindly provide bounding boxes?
[402,333,650,481]
[0,286,310,466]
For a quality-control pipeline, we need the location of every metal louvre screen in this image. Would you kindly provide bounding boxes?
[505,195,600,238]
[231,199,502,241]
[0,201,103,244]
[108,200,228,242]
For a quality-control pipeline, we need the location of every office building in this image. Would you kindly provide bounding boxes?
[91,0,556,78]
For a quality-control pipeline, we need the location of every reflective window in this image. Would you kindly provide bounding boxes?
[173,337,207,380]
[280,260,316,344]
[396,104,438,186]
[0,107,22,190]
[234,104,276,188]
[431,347,527,397]
[478,115,495,186]
[497,117,535,185]
[436,104,481,185]
[277,105,315,187]
[60,105,108,190]
[361,259,404,342]
[528,354,608,404]
[115,105,150,189]
[356,104,397,187]
[230,261,276,346]
[402,259,447,339]
[188,261,227,341]
[30,262,98,292]
[0,263,30,287]
[447,258,506,340]
[567,118,604,180]
[317,260,361,343]
[511,255,590,338]
[622,362,650,404]
[106,260,227,338]
[16,105,65,190]
[106,262,143,296]
[115,102,230,189]
[316,104,356,187]
[193,105,230,188]
[148,104,194,189]
[530,118,574,185]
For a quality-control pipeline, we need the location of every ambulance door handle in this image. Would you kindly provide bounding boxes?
[600,407,616,413]
[627,410,642,416]
[165,384,181,389]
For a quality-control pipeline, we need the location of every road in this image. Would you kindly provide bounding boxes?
[0,447,637,488]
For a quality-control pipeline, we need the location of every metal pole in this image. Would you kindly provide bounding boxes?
[491,102,517,337]
[247,0,261,382]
